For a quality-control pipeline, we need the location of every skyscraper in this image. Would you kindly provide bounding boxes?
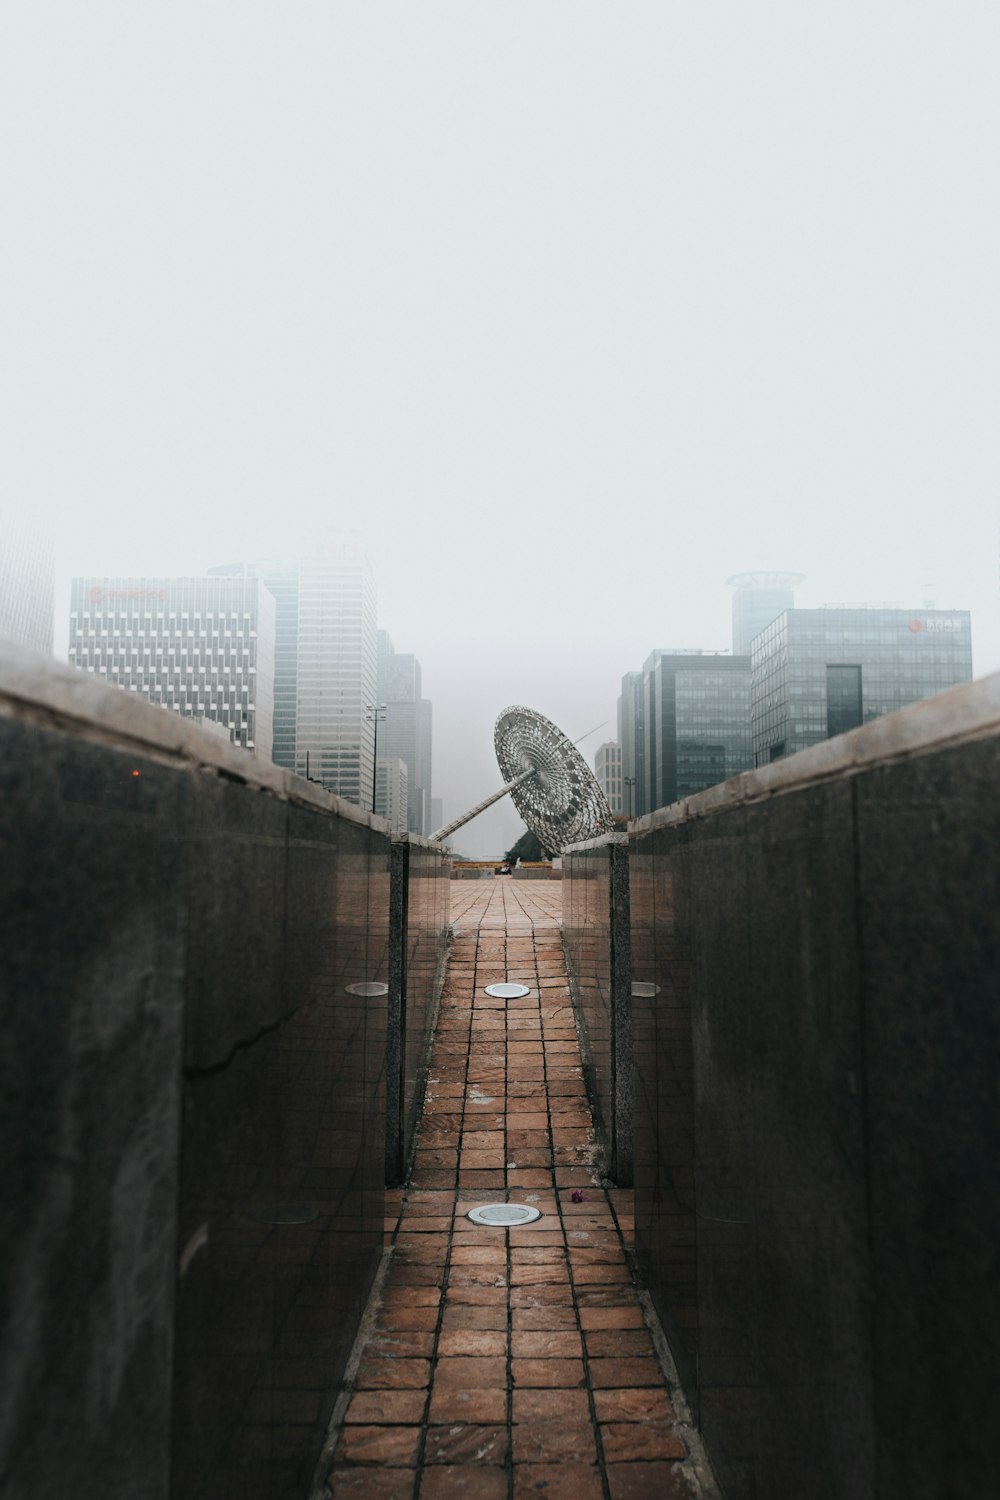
[377,631,433,835]
[68,575,276,756]
[617,670,645,816]
[642,650,752,812]
[751,607,974,766]
[211,535,378,806]
[594,741,624,815]
[727,571,805,655]
[375,755,409,833]
[1,520,54,653]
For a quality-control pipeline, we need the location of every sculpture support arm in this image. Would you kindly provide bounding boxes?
[430,767,537,843]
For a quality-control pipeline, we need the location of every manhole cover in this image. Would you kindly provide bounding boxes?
[345,982,389,996]
[467,1202,542,1227]
[484,983,531,998]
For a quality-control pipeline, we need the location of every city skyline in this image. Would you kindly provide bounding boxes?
[4,3,1000,854]
[30,539,989,852]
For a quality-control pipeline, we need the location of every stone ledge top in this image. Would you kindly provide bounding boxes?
[562,831,629,856]
[632,669,1000,835]
[0,639,389,832]
[392,830,455,856]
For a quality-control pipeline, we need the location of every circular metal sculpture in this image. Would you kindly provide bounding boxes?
[494,706,615,854]
[431,704,615,852]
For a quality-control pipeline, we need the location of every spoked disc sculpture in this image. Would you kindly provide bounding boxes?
[430,705,615,853]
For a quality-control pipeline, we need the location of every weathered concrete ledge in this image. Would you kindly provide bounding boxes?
[0,640,387,829]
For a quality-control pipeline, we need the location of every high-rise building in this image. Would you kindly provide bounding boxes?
[380,700,433,835]
[375,755,409,833]
[1,520,54,653]
[68,576,276,756]
[382,647,421,705]
[377,631,433,835]
[617,671,645,816]
[211,535,378,806]
[430,797,444,835]
[751,607,974,766]
[727,571,805,655]
[377,630,395,705]
[642,650,753,812]
[594,741,624,815]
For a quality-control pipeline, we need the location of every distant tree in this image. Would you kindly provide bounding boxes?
[505,828,547,863]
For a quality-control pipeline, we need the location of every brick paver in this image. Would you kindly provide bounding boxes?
[327,880,707,1499]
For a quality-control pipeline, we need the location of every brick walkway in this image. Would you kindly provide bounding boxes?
[324,880,707,1500]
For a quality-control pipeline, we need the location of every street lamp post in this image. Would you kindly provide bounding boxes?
[366,703,387,814]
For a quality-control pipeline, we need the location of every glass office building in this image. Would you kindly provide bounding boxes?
[727,570,804,655]
[751,608,973,766]
[377,630,433,835]
[642,651,753,813]
[211,536,378,806]
[617,670,645,815]
[1,520,54,653]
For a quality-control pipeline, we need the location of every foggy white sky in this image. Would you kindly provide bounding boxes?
[3,4,998,854]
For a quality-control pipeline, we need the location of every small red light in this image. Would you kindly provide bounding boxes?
[132,770,141,778]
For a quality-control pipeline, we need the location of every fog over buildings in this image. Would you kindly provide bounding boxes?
[3,5,999,854]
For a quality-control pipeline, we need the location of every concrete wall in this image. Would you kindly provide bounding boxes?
[386,835,452,1184]
[0,645,393,1500]
[562,835,632,1185]
[630,673,1000,1500]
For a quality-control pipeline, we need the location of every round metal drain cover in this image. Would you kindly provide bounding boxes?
[484,982,531,998]
[345,981,389,997]
[467,1202,542,1227]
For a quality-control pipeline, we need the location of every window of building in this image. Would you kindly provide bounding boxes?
[826,664,863,739]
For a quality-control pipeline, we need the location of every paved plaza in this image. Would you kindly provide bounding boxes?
[324,880,709,1499]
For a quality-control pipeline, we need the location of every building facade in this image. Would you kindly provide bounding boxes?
[751,607,974,766]
[1,520,54,653]
[377,630,433,835]
[211,535,378,806]
[617,670,645,816]
[68,576,276,757]
[375,755,409,833]
[727,571,804,655]
[594,741,624,815]
[642,650,753,813]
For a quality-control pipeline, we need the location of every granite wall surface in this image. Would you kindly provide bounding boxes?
[0,646,393,1500]
[562,834,632,1185]
[630,674,1000,1500]
[385,835,452,1184]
